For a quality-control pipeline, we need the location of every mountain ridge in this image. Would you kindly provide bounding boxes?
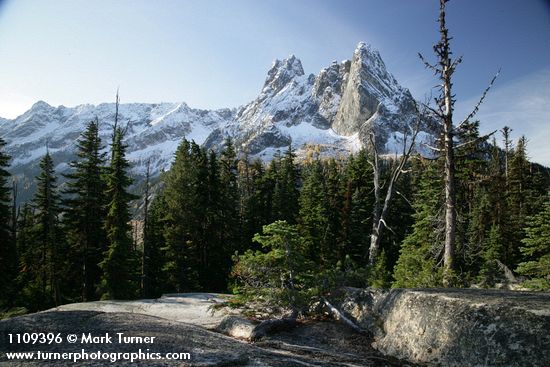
[0,42,434,201]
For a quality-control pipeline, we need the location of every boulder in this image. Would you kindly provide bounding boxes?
[216,315,257,339]
[339,288,550,367]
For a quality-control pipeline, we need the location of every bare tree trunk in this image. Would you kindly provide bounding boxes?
[368,116,420,266]
[420,0,498,285]
[438,0,456,285]
[443,115,456,285]
[250,313,298,341]
[368,133,381,264]
[323,298,364,334]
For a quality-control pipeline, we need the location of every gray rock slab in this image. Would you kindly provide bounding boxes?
[50,293,236,329]
[0,293,401,366]
[339,288,550,367]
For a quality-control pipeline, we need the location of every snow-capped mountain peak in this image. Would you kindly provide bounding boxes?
[262,55,306,96]
[0,42,434,202]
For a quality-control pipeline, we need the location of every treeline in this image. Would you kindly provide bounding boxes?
[1,118,549,314]
[0,120,139,311]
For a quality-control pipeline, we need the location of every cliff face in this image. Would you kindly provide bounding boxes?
[332,42,414,137]
[339,288,550,367]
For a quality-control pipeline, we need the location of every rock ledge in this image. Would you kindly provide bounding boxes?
[339,288,550,367]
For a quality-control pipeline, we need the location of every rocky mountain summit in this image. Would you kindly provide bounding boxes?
[0,42,430,194]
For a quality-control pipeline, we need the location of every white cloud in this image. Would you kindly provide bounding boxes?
[455,67,550,166]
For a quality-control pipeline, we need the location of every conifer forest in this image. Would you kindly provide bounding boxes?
[0,119,549,314]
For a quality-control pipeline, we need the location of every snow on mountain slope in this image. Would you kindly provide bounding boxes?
[0,101,233,176]
[0,42,435,200]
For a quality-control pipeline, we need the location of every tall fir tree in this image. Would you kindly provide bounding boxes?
[16,204,37,308]
[470,139,509,285]
[272,146,300,224]
[506,136,532,267]
[32,152,63,308]
[515,191,550,290]
[454,120,489,277]
[240,158,275,251]
[98,128,139,299]
[189,142,211,289]
[378,157,415,273]
[218,138,241,280]
[345,150,374,265]
[204,149,229,291]
[298,158,330,267]
[393,157,443,288]
[142,193,168,298]
[323,158,346,265]
[63,119,108,301]
[0,137,17,307]
[162,139,198,292]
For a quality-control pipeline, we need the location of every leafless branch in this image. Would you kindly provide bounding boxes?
[418,52,441,74]
[422,143,442,152]
[450,55,463,70]
[453,130,497,150]
[456,69,500,129]
[368,105,423,265]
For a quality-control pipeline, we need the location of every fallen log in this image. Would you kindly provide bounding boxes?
[250,314,298,341]
[322,297,365,334]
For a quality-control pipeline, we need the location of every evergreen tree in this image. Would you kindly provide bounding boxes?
[506,136,532,267]
[393,157,443,288]
[515,191,550,290]
[240,159,275,251]
[189,142,212,289]
[454,120,489,277]
[217,138,241,282]
[162,139,198,292]
[273,146,300,224]
[324,158,346,264]
[142,194,168,298]
[478,224,505,287]
[0,137,17,307]
[98,128,139,299]
[419,0,499,285]
[379,157,415,272]
[345,150,374,264]
[298,158,330,267]
[16,204,37,309]
[63,119,108,301]
[32,152,63,308]
[204,149,230,290]
[469,140,509,284]
[232,220,314,314]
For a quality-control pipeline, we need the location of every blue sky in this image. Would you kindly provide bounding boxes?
[0,0,549,164]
